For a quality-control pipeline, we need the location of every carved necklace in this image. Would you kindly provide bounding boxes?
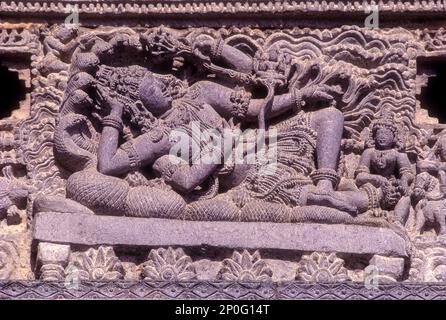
[373,149,393,170]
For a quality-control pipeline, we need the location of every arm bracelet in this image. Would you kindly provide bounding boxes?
[211,38,225,60]
[291,88,306,112]
[102,115,123,131]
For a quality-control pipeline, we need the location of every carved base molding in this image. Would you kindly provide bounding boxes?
[1,280,446,300]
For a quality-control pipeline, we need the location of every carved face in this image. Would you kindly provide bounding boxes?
[73,90,93,106]
[91,41,114,58]
[138,72,184,116]
[55,25,78,42]
[72,52,100,74]
[374,127,395,149]
[412,187,425,203]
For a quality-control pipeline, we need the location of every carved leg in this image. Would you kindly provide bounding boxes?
[414,204,426,236]
[310,107,344,185]
[36,242,70,281]
[433,209,446,236]
[394,196,411,226]
[306,108,350,211]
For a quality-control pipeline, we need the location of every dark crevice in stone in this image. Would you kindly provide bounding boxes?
[0,64,27,118]
[418,58,446,124]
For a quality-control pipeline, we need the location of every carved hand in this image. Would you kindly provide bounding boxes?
[96,85,125,116]
[300,84,342,105]
[373,174,389,187]
[192,39,214,62]
[399,178,410,196]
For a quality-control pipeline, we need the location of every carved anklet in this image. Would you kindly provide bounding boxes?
[310,168,340,188]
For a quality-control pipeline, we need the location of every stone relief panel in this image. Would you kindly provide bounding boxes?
[3,20,446,290]
[34,25,421,226]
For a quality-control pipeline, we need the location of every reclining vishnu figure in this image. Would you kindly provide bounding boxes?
[34,31,400,223]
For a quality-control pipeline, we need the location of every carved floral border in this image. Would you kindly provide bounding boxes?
[1,280,446,300]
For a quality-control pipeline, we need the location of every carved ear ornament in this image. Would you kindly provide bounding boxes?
[153,73,187,100]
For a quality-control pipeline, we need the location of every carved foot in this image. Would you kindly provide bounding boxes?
[306,190,357,215]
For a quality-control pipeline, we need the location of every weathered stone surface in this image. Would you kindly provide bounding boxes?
[369,255,405,282]
[36,242,70,281]
[3,0,446,297]
[33,212,408,257]
[37,242,70,264]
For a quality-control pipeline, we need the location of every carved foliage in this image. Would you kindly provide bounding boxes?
[141,247,196,281]
[218,250,273,281]
[65,246,124,281]
[409,246,446,282]
[296,252,349,282]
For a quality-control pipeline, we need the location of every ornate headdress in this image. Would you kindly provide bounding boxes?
[371,112,398,137]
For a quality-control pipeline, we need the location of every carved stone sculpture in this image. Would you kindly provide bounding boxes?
[141,247,196,281]
[218,250,273,282]
[296,252,349,282]
[354,114,414,225]
[3,0,446,300]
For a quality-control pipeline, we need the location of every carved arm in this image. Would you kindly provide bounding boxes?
[153,154,220,193]
[355,149,387,188]
[44,36,78,58]
[397,152,414,195]
[193,38,254,74]
[97,102,133,176]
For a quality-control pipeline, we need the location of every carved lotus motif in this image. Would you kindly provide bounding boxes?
[66,246,124,281]
[296,252,349,282]
[218,250,273,281]
[141,247,196,281]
